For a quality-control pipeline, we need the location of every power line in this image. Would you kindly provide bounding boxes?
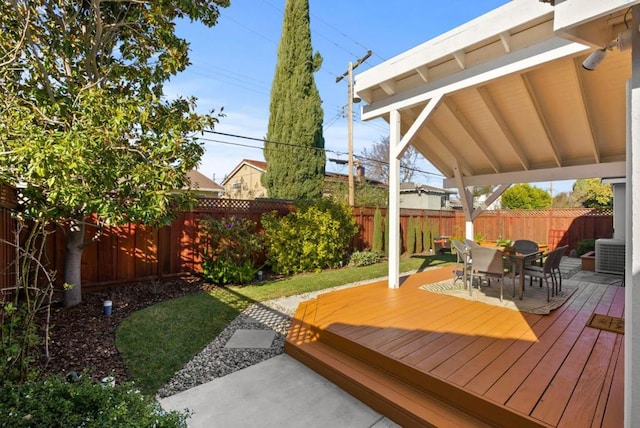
[198,130,444,178]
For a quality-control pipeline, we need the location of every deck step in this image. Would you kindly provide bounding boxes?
[286,300,550,427]
[285,338,492,427]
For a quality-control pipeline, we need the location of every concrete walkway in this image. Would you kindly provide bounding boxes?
[159,354,399,428]
[160,258,586,427]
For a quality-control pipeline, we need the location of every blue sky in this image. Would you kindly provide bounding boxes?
[166,0,574,195]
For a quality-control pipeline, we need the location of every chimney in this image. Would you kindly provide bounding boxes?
[356,165,365,182]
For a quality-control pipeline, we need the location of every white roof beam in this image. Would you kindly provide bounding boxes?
[572,57,601,163]
[499,32,512,53]
[452,160,473,220]
[395,94,443,158]
[443,161,626,188]
[471,184,510,220]
[476,86,530,170]
[362,38,588,121]
[379,80,397,96]
[427,124,474,176]
[443,97,501,173]
[520,73,563,167]
[416,65,429,83]
[453,50,466,70]
[412,134,451,176]
[356,1,551,90]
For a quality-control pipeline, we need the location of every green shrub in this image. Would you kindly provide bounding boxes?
[0,375,188,427]
[348,250,381,267]
[200,216,264,285]
[1,303,41,386]
[406,217,416,255]
[577,239,596,256]
[1,219,54,386]
[261,199,358,275]
[372,207,383,254]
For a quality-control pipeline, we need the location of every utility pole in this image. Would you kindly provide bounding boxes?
[337,50,372,206]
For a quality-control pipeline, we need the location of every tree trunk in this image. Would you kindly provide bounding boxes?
[63,219,84,307]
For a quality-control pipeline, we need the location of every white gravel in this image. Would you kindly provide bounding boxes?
[157,277,385,398]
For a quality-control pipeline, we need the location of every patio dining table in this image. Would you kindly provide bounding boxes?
[509,250,545,300]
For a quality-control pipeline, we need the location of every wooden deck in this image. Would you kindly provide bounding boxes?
[285,266,624,427]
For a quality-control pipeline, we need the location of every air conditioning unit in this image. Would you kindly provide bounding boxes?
[595,239,625,274]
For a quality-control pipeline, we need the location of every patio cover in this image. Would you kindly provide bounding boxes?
[354,0,639,425]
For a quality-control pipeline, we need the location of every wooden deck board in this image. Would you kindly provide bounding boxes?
[525,285,620,424]
[465,281,599,396]
[507,284,619,417]
[484,282,605,407]
[285,265,624,427]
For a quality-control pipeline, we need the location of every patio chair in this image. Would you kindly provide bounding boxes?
[526,245,568,294]
[451,239,470,286]
[513,239,539,255]
[517,247,563,302]
[513,239,541,285]
[469,246,509,302]
[552,245,569,293]
[464,238,481,248]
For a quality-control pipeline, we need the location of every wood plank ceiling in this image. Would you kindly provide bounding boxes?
[355,2,630,189]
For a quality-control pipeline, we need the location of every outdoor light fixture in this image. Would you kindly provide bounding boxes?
[582,29,632,71]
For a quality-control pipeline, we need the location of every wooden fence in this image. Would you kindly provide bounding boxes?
[0,196,613,291]
[0,185,17,293]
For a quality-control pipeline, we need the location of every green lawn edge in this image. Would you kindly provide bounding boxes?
[116,254,455,395]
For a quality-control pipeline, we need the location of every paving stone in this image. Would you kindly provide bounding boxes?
[224,329,276,349]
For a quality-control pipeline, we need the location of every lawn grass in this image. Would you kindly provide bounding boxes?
[116,253,455,395]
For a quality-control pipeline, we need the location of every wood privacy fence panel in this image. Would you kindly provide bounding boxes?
[351,207,458,253]
[47,200,296,289]
[473,208,613,250]
[3,196,613,291]
[0,185,17,292]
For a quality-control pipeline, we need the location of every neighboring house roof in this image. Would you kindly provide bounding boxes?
[186,170,224,193]
[222,159,387,187]
[221,159,267,186]
[399,182,456,195]
[324,171,387,187]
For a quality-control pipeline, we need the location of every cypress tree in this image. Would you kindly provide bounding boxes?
[384,215,389,257]
[406,217,416,255]
[431,221,439,253]
[372,207,383,254]
[263,0,325,200]
[423,218,431,253]
[415,217,423,253]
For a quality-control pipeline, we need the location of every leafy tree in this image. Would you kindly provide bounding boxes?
[0,0,229,306]
[501,184,551,209]
[358,136,420,184]
[572,178,613,208]
[262,0,325,200]
[322,179,387,207]
[473,185,493,197]
[552,191,580,208]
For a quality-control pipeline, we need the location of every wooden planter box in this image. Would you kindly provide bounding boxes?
[581,251,596,271]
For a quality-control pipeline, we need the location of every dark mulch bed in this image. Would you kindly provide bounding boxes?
[35,276,207,384]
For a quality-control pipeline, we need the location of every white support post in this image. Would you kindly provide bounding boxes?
[465,221,474,242]
[388,110,401,289]
[452,160,474,240]
[626,6,640,427]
